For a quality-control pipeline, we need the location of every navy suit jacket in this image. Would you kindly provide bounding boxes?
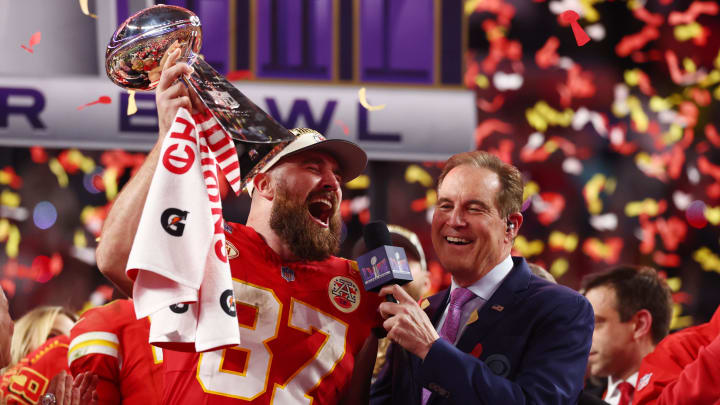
[370,257,594,405]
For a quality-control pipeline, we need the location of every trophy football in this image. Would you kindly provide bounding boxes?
[105,5,295,186]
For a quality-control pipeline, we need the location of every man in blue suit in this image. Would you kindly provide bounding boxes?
[370,151,594,405]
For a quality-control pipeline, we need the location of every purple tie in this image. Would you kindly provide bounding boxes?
[421,287,476,405]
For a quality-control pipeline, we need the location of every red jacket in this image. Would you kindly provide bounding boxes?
[634,306,720,405]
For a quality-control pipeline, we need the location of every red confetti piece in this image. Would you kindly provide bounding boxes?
[226,70,254,81]
[474,119,513,148]
[558,64,596,107]
[30,146,48,163]
[477,95,505,113]
[536,192,565,225]
[335,119,350,136]
[655,216,687,251]
[559,10,590,47]
[488,139,514,164]
[668,1,719,25]
[653,251,681,267]
[77,95,112,110]
[698,156,720,182]
[616,26,659,57]
[633,7,664,27]
[686,200,708,228]
[536,37,560,69]
[411,197,428,212]
[474,0,516,26]
[471,343,484,358]
[20,31,41,53]
[689,88,711,107]
[707,182,720,199]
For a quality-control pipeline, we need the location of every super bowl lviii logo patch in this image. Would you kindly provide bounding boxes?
[328,276,360,313]
[161,208,189,237]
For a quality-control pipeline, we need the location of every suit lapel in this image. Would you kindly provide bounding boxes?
[423,288,451,327]
[456,257,532,353]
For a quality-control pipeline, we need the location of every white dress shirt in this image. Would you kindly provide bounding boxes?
[435,255,514,345]
[603,372,638,405]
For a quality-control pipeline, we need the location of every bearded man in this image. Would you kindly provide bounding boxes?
[96,49,381,405]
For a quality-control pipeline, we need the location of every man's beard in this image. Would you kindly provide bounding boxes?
[269,184,341,261]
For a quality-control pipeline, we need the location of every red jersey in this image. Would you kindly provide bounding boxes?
[68,299,164,405]
[162,223,383,405]
[634,306,720,405]
[0,336,70,404]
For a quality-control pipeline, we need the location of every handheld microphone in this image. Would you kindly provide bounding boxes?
[356,221,413,303]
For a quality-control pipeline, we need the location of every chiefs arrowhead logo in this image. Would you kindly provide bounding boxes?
[225,240,239,260]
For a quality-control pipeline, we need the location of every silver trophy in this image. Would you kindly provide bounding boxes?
[106,5,294,186]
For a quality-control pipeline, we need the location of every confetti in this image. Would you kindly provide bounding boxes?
[492,71,523,91]
[536,37,560,69]
[346,175,369,190]
[550,258,569,279]
[513,236,544,257]
[474,119,513,148]
[48,158,69,187]
[686,200,707,228]
[404,165,434,188]
[589,213,618,232]
[582,237,623,264]
[693,247,720,273]
[548,231,579,252]
[559,10,590,46]
[127,90,138,116]
[585,23,606,41]
[78,0,97,18]
[668,1,718,25]
[78,96,112,111]
[357,88,386,111]
[20,32,41,54]
[335,119,349,136]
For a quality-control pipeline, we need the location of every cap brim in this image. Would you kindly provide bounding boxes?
[279,139,367,183]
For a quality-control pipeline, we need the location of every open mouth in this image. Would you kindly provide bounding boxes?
[308,198,334,228]
[445,236,471,245]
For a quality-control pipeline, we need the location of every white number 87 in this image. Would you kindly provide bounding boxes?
[197,280,349,403]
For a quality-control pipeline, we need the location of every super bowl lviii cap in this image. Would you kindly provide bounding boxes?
[245,128,367,195]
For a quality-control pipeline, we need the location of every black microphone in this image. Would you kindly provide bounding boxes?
[356,221,413,303]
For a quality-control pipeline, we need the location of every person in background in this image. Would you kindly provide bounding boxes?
[0,291,13,372]
[9,307,76,368]
[352,224,432,381]
[371,151,594,405]
[527,262,556,283]
[582,266,673,405]
[633,304,720,405]
[68,299,163,405]
[1,306,77,404]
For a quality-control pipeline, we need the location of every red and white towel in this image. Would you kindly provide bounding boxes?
[126,108,242,352]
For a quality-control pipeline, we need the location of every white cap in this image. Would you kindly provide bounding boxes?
[245,128,367,195]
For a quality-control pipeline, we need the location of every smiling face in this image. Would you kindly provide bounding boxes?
[268,151,343,261]
[431,165,515,285]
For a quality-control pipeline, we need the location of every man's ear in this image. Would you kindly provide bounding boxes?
[505,212,523,241]
[632,309,653,341]
[253,172,274,200]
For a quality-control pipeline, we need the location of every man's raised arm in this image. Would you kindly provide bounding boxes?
[96,49,195,296]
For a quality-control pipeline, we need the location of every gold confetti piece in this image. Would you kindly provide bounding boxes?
[523,181,540,202]
[674,22,702,42]
[475,74,490,89]
[48,158,69,187]
[649,96,673,112]
[466,310,479,325]
[464,0,482,16]
[103,167,119,201]
[6,225,20,259]
[127,90,138,116]
[74,229,87,248]
[346,175,369,190]
[683,58,697,73]
[0,190,20,208]
[420,298,430,310]
[666,277,682,292]
[405,165,434,188]
[0,219,9,240]
[426,189,437,206]
[79,0,97,18]
[693,247,720,273]
[358,88,386,111]
[550,258,569,279]
[513,236,544,257]
[705,205,720,225]
[549,231,579,252]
